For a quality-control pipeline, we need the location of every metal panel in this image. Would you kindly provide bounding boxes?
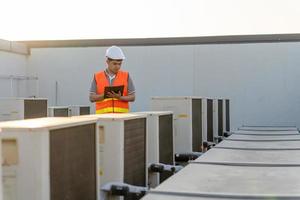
[151,163,300,198]
[206,99,213,142]
[227,134,300,141]
[225,100,230,132]
[50,124,97,200]
[239,126,297,131]
[143,192,241,200]
[124,118,146,187]
[80,106,90,115]
[143,193,237,200]
[192,99,202,152]
[53,108,69,117]
[232,130,299,135]
[218,100,223,136]
[151,98,193,154]
[159,114,174,183]
[24,99,47,119]
[195,148,300,165]
[212,100,218,139]
[0,99,24,121]
[215,140,300,150]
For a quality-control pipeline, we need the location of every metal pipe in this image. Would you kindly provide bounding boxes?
[10,77,13,97]
[55,81,58,106]
[0,75,38,80]
[101,182,147,198]
[36,79,39,97]
[0,75,39,98]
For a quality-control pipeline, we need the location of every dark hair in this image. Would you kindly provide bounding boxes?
[107,57,123,62]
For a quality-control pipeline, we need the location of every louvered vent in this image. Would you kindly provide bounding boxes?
[50,124,97,200]
[124,118,146,200]
[53,108,69,117]
[207,99,213,142]
[24,99,47,119]
[159,114,174,183]
[226,100,230,131]
[80,106,90,115]
[192,99,202,151]
[218,99,223,136]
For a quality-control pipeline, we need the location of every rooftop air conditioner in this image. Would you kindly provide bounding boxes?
[151,97,207,160]
[0,98,47,121]
[48,106,70,117]
[0,117,99,200]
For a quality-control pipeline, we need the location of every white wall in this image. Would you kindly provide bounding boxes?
[0,51,29,97]
[27,46,195,111]
[194,43,300,128]
[27,42,300,129]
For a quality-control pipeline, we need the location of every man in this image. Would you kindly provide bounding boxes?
[89,46,135,114]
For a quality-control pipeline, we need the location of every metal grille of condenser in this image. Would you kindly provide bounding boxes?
[79,106,90,115]
[207,99,213,142]
[124,118,146,187]
[218,99,223,136]
[24,99,47,119]
[192,99,202,151]
[50,124,97,200]
[159,114,174,183]
[53,108,69,117]
[226,99,230,132]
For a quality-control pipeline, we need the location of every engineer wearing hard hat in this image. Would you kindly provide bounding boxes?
[89,46,135,114]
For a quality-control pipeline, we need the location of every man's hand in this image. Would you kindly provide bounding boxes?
[89,93,104,102]
[107,91,122,99]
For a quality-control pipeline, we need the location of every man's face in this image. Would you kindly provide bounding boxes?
[107,59,123,74]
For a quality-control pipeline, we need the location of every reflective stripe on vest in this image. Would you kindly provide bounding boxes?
[96,107,129,114]
[94,70,129,114]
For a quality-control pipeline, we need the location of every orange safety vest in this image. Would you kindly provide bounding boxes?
[94,70,129,114]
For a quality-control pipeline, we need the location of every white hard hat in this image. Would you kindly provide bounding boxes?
[105,46,125,60]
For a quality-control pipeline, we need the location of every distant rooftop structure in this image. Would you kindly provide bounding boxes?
[0,39,29,55]
[18,33,300,49]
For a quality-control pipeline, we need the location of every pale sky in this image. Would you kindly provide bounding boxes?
[0,0,299,41]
